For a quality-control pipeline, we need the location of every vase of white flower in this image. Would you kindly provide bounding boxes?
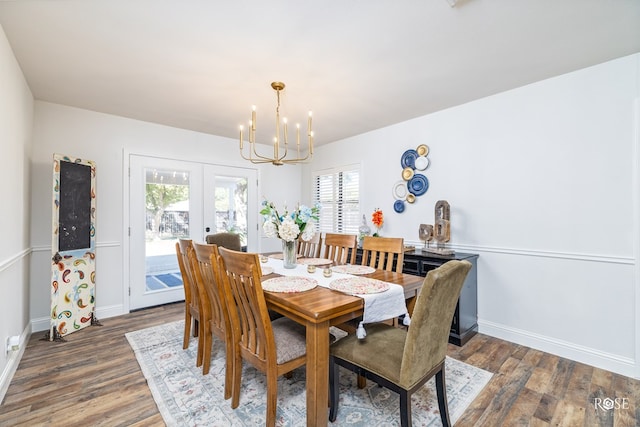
[260,200,320,269]
[282,239,298,268]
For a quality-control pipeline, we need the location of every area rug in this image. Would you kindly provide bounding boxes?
[126,320,492,426]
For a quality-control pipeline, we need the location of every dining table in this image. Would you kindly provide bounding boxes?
[260,256,424,427]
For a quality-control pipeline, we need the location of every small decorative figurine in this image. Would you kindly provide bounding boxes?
[422,200,454,255]
[419,224,434,250]
[434,200,451,247]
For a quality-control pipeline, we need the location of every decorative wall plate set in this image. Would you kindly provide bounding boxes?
[394,144,430,213]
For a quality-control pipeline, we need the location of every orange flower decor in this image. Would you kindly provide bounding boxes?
[371,208,384,237]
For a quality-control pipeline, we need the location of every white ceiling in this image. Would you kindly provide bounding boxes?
[1,0,639,146]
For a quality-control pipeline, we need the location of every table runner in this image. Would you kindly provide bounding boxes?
[263,258,410,338]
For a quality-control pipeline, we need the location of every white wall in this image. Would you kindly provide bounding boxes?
[0,24,34,402]
[29,102,301,327]
[304,53,640,377]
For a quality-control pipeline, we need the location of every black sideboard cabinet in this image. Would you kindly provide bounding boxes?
[356,249,479,346]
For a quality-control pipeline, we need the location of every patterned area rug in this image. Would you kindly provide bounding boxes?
[126,320,492,426]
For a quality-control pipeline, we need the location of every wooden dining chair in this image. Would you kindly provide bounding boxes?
[329,260,472,427]
[361,236,405,273]
[297,232,322,258]
[322,233,357,265]
[344,236,406,355]
[217,247,307,427]
[176,239,199,350]
[190,243,233,396]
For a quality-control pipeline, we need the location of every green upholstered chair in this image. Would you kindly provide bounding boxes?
[205,232,242,251]
[329,260,472,427]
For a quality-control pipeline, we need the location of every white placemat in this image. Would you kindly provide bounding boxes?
[267,253,302,260]
[331,265,376,275]
[261,276,318,293]
[329,277,390,294]
[297,257,333,266]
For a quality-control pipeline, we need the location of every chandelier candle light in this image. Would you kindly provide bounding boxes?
[239,82,313,166]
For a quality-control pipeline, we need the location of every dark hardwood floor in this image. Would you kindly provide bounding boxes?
[1,302,638,426]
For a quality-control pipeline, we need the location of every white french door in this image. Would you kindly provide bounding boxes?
[129,156,202,310]
[128,155,258,310]
[203,165,258,250]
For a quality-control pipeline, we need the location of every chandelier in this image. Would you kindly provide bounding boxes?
[239,81,313,166]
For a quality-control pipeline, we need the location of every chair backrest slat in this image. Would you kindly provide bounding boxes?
[361,236,404,273]
[298,232,322,258]
[322,233,357,265]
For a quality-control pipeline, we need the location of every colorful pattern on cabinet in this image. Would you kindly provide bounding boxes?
[51,154,97,338]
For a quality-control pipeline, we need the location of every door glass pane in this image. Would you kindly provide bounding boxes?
[145,168,190,292]
[214,175,248,247]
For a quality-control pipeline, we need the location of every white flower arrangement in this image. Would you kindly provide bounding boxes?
[260,200,320,242]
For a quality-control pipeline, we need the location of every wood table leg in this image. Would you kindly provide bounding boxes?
[406,296,416,316]
[305,319,330,426]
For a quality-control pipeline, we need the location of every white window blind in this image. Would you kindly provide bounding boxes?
[313,165,360,234]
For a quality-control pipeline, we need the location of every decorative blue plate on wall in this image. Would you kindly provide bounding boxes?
[393,199,405,213]
[407,174,429,196]
[400,149,418,169]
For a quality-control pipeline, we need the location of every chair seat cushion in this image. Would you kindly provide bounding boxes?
[330,323,406,385]
[272,317,306,364]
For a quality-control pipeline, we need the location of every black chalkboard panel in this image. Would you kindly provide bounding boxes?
[59,161,92,251]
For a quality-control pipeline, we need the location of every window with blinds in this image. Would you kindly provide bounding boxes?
[313,165,360,234]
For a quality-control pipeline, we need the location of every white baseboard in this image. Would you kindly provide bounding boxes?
[31,304,127,333]
[0,324,31,405]
[94,304,127,322]
[30,316,51,334]
[479,319,637,379]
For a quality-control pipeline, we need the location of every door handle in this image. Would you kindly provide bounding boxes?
[205,227,210,232]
